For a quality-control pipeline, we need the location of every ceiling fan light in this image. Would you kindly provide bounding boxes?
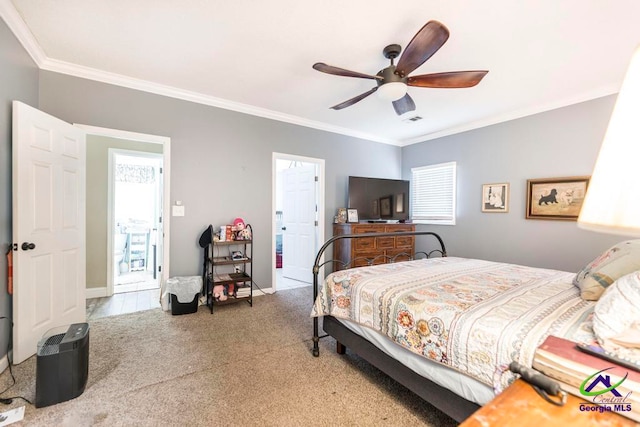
[377,82,407,101]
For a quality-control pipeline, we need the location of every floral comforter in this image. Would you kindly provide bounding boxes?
[311,257,596,391]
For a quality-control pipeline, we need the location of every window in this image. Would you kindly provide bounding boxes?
[411,162,457,225]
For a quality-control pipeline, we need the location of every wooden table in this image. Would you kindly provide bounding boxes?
[460,379,638,426]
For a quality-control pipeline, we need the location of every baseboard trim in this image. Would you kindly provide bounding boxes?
[86,287,108,299]
[253,286,274,296]
[0,354,9,375]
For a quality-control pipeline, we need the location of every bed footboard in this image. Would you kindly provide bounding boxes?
[312,230,446,357]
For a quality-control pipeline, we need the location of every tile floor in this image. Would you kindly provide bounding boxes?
[86,269,310,321]
[86,288,161,321]
[114,270,159,293]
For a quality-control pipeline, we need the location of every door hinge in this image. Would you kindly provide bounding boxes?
[314,220,318,226]
[159,216,162,223]
[160,167,163,174]
[158,266,162,272]
[315,175,318,182]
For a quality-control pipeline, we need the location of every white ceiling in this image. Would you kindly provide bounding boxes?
[3,0,640,146]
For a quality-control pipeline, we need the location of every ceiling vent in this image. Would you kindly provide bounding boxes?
[402,115,423,123]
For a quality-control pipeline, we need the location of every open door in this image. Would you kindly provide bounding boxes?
[12,101,86,364]
[281,164,317,284]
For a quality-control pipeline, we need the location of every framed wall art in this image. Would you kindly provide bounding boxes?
[482,183,509,213]
[526,176,590,220]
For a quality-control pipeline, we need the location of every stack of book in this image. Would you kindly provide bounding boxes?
[235,285,251,298]
[532,335,640,422]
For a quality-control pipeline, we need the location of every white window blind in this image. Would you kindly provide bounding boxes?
[411,162,457,225]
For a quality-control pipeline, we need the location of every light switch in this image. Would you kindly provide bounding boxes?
[172,205,185,216]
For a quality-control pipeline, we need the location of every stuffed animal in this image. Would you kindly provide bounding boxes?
[233,217,251,240]
[213,284,227,301]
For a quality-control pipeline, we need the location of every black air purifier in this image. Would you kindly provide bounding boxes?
[35,323,90,408]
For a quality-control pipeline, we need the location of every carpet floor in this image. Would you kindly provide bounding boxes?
[0,286,457,426]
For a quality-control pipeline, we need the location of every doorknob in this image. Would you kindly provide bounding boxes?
[21,242,35,251]
[281,226,286,231]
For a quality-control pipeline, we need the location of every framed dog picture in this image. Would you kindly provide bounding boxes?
[526,176,590,220]
[482,183,509,213]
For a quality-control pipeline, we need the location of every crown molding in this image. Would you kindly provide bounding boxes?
[398,86,620,146]
[40,57,399,145]
[3,0,615,149]
[1,1,398,146]
[0,0,46,65]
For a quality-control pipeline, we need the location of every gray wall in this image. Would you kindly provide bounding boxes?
[0,20,39,361]
[86,135,163,289]
[403,95,631,272]
[38,71,402,288]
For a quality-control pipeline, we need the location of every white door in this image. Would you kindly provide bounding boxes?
[282,165,316,283]
[12,101,86,364]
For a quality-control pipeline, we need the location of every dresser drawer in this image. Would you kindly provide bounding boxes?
[386,248,412,263]
[354,225,385,234]
[352,252,385,267]
[396,236,414,248]
[354,237,376,251]
[376,236,395,249]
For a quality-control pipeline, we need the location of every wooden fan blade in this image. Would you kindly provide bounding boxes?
[392,93,416,116]
[396,21,450,77]
[408,71,488,88]
[313,63,382,80]
[330,87,378,110]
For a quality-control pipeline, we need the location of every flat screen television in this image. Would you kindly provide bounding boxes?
[348,176,410,222]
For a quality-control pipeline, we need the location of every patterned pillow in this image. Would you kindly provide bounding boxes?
[574,240,640,301]
[593,271,640,353]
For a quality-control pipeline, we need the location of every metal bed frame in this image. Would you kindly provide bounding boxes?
[311,230,480,423]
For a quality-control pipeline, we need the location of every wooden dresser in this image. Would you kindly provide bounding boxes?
[332,223,415,270]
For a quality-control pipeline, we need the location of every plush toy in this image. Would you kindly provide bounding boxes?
[213,284,227,301]
[233,217,251,240]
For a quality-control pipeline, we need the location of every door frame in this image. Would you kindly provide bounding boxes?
[108,148,163,295]
[76,124,171,298]
[271,152,325,292]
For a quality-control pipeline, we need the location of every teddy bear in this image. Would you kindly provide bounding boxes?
[213,284,227,301]
[233,217,251,240]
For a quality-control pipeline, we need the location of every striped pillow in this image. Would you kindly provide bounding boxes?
[574,240,640,301]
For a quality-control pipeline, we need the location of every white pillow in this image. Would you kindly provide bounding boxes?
[593,270,640,352]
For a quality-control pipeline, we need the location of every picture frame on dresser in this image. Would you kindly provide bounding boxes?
[347,209,359,223]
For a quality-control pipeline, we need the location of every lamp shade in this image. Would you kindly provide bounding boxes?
[377,82,407,101]
[578,46,640,237]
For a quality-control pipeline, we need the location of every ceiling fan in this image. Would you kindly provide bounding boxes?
[312,20,488,116]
